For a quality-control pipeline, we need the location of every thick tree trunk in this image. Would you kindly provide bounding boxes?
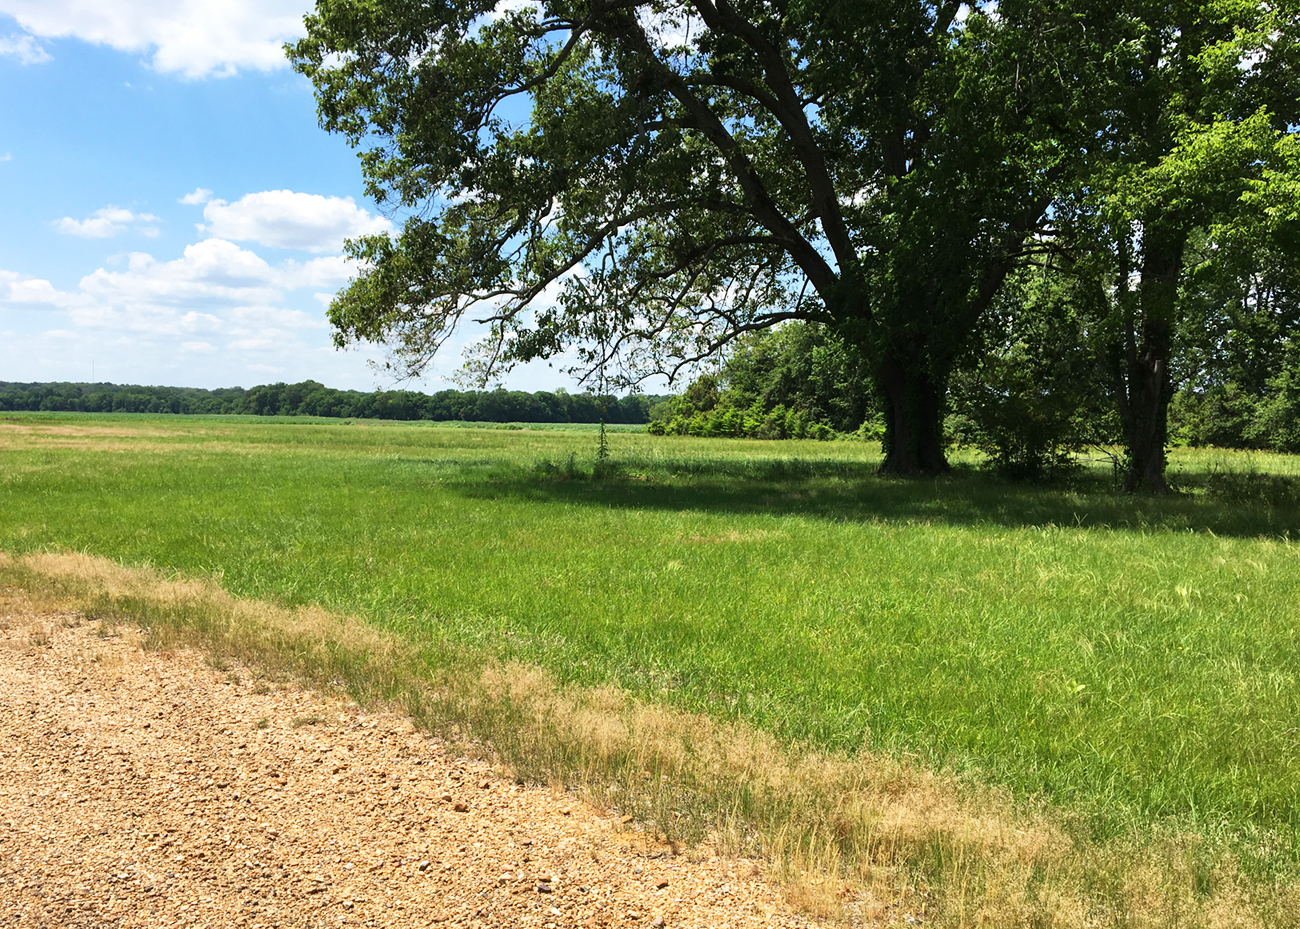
[1115,235,1183,494]
[1119,329,1172,493]
[878,352,949,476]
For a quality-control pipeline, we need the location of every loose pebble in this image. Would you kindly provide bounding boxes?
[0,595,823,928]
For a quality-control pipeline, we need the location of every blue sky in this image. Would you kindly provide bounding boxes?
[0,1,577,392]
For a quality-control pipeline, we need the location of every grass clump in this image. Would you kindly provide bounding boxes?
[1204,465,1300,507]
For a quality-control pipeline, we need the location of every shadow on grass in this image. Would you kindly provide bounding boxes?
[444,454,1300,539]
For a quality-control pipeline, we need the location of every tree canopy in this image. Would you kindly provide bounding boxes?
[290,0,1300,482]
[290,0,1103,474]
[0,381,655,423]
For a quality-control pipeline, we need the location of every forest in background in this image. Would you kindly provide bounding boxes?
[0,380,659,425]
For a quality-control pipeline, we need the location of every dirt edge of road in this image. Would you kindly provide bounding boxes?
[0,589,833,928]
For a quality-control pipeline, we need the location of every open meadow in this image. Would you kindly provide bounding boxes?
[3,412,1300,925]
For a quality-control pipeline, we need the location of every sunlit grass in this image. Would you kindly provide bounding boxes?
[2,412,1300,877]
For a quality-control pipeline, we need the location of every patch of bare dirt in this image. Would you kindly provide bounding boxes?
[0,596,823,929]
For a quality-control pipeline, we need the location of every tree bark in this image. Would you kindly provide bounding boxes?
[877,352,950,476]
[1119,329,1172,493]
[1115,235,1184,494]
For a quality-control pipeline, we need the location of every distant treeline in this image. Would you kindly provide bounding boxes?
[0,380,660,424]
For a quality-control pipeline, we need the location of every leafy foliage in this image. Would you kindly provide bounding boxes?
[1061,0,1300,490]
[648,323,872,439]
[948,264,1118,480]
[285,0,1300,484]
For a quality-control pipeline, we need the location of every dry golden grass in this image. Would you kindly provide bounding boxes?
[0,426,197,446]
[0,422,246,453]
[0,439,186,453]
[0,422,192,439]
[0,550,1295,928]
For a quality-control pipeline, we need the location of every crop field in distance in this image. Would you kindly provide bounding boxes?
[3,412,1300,892]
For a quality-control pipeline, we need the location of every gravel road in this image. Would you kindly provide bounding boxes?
[0,594,822,929]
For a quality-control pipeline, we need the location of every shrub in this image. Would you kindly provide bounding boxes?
[1247,367,1300,453]
[949,262,1112,480]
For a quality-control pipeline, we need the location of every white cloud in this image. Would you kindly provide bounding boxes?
[60,301,205,335]
[0,153,11,162]
[200,190,392,253]
[278,255,357,290]
[0,0,310,78]
[0,32,50,64]
[635,8,699,54]
[229,304,328,331]
[0,184,399,388]
[55,206,161,239]
[179,187,213,205]
[1,230,352,348]
[5,237,358,329]
[0,270,94,308]
[79,239,285,308]
[179,311,223,332]
[223,305,328,354]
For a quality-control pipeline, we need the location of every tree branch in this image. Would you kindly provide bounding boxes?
[596,5,843,298]
[687,0,858,273]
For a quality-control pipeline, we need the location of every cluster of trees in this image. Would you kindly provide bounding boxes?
[647,324,873,440]
[291,0,1300,491]
[654,218,1300,478]
[0,381,657,424]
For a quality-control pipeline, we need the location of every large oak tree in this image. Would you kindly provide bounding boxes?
[290,0,1096,474]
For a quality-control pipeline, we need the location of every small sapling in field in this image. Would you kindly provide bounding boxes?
[597,419,610,463]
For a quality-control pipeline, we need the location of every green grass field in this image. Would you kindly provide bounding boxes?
[3,412,1300,874]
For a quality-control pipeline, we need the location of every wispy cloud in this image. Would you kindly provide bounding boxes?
[179,187,213,205]
[55,206,161,239]
[0,183,385,388]
[3,230,355,343]
[0,33,51,65]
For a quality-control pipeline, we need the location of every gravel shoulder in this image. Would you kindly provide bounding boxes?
[0,592,823,929]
